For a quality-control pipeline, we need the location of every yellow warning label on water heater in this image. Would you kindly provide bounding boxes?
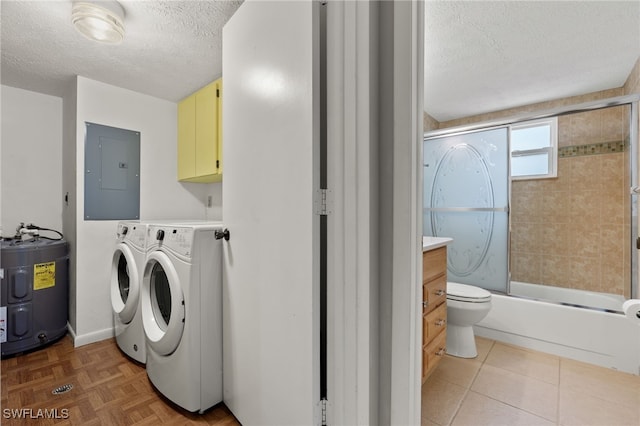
[34,262,56,290]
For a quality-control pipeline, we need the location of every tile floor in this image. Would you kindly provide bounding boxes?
[421,337,640,426]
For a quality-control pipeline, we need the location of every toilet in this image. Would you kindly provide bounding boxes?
[446,282,492,358]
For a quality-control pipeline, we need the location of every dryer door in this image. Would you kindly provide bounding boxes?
[141,251,185,356]
[111,243,139,324]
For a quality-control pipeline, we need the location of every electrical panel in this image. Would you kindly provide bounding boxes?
[84,122,140,220]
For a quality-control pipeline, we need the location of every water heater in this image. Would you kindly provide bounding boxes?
[1,238,69,356]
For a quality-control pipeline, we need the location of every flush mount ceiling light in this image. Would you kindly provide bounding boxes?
[71,1,125,44]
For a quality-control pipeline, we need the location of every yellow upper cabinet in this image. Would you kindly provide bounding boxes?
[177,79,222,182]
[177,93,197,180]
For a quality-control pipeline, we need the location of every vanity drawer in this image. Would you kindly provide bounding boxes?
[423,274,447,314]
[423,246,447,283]
[422,330,447,381]
[423,302,447,343]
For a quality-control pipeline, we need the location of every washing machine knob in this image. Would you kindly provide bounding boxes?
[156,229,165,241]
[122,226,128,235]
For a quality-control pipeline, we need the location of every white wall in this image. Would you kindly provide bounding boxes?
[1,85,63,236]
[72,76,221,345]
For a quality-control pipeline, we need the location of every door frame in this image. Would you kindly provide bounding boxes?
[326,1,424,424]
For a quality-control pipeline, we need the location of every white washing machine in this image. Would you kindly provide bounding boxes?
[111,221,148,363]
[141,222,224,413]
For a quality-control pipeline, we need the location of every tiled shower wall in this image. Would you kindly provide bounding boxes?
[510,105,630,297]
[624,56,640,95]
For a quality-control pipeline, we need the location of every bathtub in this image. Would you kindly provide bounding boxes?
[509,281,626,312]
[474,287,640,375]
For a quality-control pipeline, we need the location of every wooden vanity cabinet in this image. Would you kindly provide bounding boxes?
[422,246,447,383]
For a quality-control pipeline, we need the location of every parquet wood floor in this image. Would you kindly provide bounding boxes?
[1,335,241,425]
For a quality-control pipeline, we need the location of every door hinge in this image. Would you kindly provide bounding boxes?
[216,159,220,169]
[315,189,332,216]
[321,398,328,426]
[216,88,220,97]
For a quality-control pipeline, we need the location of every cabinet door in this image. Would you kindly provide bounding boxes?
[423,247,446,283]
[195,81,219,177]
[177,94,196,180]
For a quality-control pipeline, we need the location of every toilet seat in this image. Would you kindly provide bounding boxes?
[447,282,491,303]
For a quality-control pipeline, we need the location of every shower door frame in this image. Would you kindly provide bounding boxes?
[424,94,640,301]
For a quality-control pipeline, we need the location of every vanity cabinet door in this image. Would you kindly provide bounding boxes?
[424,330,447,375]
[423,275,446,314]
[423,246,446,282]
[423,303,447,343]
[422,247,448,383]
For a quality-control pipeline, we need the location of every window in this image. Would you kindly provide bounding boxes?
[510,117,557,180]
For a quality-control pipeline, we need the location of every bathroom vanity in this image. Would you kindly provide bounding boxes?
[422,237,452,383]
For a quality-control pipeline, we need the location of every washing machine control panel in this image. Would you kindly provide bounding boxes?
[126,226,146,248]
[117,223,146,250]
[153,227,194,257]
[116,223,127,238]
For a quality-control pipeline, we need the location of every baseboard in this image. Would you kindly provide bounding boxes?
[66,322,77,340]
[69,324,114,347]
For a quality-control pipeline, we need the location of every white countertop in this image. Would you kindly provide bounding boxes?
[423,236,453,252]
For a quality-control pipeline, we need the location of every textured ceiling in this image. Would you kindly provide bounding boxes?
[1,1,639,119]
[1,0,242,102]
[425,1,640,122]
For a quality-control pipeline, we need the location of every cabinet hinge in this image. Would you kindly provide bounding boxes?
[216,89,220,97]
[216,160,220,169]
[315,189,332,216]
[321,398,328,426]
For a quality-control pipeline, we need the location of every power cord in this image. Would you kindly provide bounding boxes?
[4,223,64,241]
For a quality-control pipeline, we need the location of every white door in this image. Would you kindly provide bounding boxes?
[222,1,320,425]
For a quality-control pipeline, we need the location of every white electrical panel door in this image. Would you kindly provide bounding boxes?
[84,122,140,220]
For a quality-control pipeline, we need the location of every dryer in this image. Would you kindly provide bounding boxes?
[111,221,148,363]
[141,222,223,413]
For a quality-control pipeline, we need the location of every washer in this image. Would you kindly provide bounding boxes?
[111,221,148,363]
[141,222,223,413]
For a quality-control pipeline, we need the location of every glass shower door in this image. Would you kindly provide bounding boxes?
[423,127,509,293]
